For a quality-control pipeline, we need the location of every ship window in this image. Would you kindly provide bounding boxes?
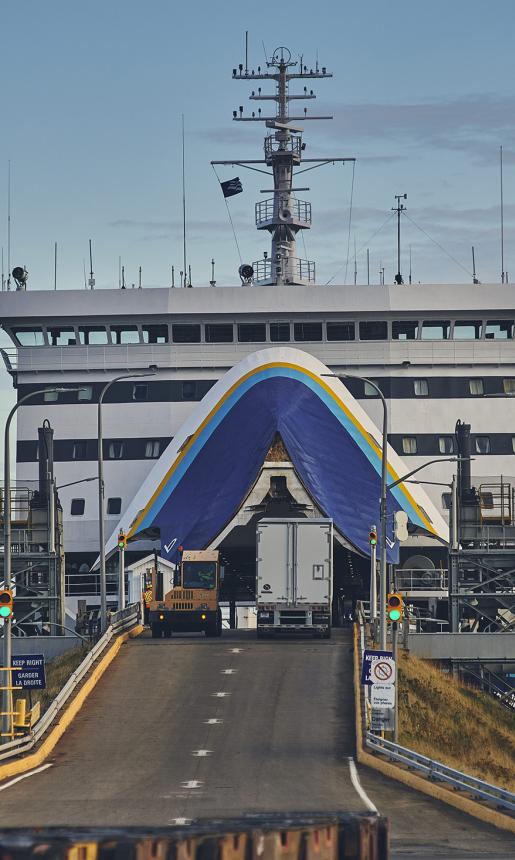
[72,441,87,460]
[172,324,201,343]
[503,378,515,394]
[441,492,452,510]
[79,326,109,345]
[107,440,124,459]
[13,328,45,346]
[421,320,450,340]
[238,323,266,342]
[181,381,197,400]
[402,437,417,454]
[145,440,161,458]
[107,497,122,515]
[44,390,58,402]
[132,383,148,401]
[110,325,140,344]
[512,437,515,453]
[414,379,429,396]
[469,378,484,396]
[78,386,93,401]
[70,498,85,516]
[364,380,379,397]
[359,320,388,340]
[326,322,355,341]
[294,322,322,341]
[205,323,234,343]
[142,324,168,344]
[392,320,418,340]
[48,326,76,346]
[270,322,290,342]
[475,436,491,454]
[438,436,455,454]
[453,320,482,339]
[485,320,513,340]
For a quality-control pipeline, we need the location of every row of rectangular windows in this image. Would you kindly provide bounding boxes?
[34,375,515,404]
[400,435,499,455]
[10,318,515,347]
[71,497,121,516]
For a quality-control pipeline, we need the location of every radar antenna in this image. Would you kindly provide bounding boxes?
[212,45,355,286]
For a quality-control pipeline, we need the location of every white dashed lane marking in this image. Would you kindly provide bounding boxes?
[211,691,230,697]
[204,718,223,725]
[192,749,212,757]
[221,668,237,674]
[181,780,204,789]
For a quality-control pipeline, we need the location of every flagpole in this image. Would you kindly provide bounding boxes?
[182,114,187,286]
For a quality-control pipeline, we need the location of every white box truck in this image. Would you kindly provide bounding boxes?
[256,518,333,638]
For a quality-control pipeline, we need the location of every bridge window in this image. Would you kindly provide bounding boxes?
[441,492,452,510]
[70,498,85,516]
[79,326,109,345]
[392,320,418,340]
[145,440,161,458]
[181,381,197,400]
[414,379,428,396]
[294,322,322,341]
[421,320,450,340]
[364,380,379,397]
[485,320,513,339]
[438,436,455,454]
[205,323,234,343]
[453,320,482,339]
[238,323,266,342]
[402,437,417,454]
[107,440,124,459]
[142,324,168,344]
[48,326,76,346]
[359,320,387,340]
[270,322,290,342]
[111,325,140,344]
[78,386,93,401]
[172,324,201,343]
[503,378,515,394]
[475,436,491,454]
[107,497,122,515]
[469,378,484,396]
[326,321,355,341]
[44,390,59,402]
[13,328,45,346]
[133,383,148,401]
[72,441,87,460]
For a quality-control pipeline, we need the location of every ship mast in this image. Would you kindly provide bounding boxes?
[212,45,354,286]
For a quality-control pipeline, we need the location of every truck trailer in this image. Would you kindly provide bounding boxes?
[256,518,333,638]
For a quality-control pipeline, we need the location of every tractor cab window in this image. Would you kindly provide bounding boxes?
[182,561,217,589]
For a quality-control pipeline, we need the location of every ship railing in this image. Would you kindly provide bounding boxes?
[252,256,315,284]
[65,571,123,597]
[255,197,312,227]
[395,568,448,591]
[460,523,515,551]
[264,134,302,161]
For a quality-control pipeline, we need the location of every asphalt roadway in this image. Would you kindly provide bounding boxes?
[0,629,513,859]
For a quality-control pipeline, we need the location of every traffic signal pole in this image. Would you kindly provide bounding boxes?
[118,532,126,611]
[369,525,377,625]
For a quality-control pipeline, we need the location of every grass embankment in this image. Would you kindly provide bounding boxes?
[16,644,90,716]
[397,650,515,790]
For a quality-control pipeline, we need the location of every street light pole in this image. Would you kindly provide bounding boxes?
[97,371,157,633]
[2,386,82,742]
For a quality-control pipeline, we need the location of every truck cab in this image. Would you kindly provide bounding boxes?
[149,549,222,638]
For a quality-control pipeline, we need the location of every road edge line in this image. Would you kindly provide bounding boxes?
[352,624,515,835]
[0,624,144,783]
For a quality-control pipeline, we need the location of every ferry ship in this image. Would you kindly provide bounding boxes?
[1,46,515,616]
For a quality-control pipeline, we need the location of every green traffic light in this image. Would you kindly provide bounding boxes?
[388,608,401,621]
[0,606,11,618]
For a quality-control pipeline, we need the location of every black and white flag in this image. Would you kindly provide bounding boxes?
[220,177,243,198]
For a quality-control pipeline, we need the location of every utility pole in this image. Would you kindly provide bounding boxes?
[392,193,407,284]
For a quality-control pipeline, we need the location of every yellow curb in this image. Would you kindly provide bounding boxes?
[352,624,515,835]
[0,625,143,783]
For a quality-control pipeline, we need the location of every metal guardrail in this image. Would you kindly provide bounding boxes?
[0,603,140,762]
[365,732,515,813]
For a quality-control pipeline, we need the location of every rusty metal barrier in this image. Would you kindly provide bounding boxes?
[0,814,389,860]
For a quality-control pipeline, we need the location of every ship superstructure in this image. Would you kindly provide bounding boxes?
[1,47,515,633]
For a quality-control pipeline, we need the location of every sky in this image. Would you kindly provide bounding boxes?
[1,0,515,447]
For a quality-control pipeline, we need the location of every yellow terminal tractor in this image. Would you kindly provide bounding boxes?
[149,549,222,638]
